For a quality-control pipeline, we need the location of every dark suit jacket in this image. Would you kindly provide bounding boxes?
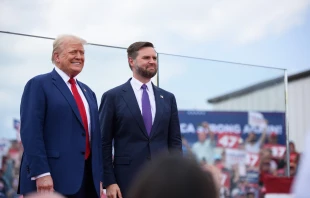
[99,79,182,196]
[18,69,102,196]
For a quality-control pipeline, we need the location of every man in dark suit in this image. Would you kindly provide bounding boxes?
[99,41,182,198]
[18,35,102,198]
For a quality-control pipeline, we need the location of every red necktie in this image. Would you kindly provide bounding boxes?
[69,78,90,159]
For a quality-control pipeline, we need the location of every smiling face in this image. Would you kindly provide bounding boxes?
[53,38,85,77]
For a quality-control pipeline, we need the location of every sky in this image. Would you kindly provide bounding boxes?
[0,0,310,139]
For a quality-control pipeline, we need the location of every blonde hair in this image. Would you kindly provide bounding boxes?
[51,34,87,64]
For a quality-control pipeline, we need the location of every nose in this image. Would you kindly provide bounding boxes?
[75,52,84,59]
[149,57,156,64]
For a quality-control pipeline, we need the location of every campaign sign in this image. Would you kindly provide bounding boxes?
[264,144,286,158]
[246,170,260,185]
[246,152,260,167]
[225,148,246,167]
[221,171,231,188]
[179,111,286,147]
[217,133,240,148]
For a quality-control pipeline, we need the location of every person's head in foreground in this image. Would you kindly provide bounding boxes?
[127,155,219,198]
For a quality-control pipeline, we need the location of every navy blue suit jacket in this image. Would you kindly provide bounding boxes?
[18,69,102,196]
[99,79,182,196]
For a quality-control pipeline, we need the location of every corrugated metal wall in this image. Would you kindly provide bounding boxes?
[211,83,285,111]
[288,77,310,152]
[210,77,310,152]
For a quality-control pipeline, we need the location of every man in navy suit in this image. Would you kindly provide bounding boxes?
[18,35,102,197]
[99,41,182,198]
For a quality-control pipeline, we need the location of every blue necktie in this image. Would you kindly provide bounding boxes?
[141,84,152,135]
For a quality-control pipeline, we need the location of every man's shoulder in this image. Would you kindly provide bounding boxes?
[154,86,175,98]
[103,81,129,96]
[27,72,52,84]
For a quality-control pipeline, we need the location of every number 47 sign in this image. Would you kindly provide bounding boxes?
[264,144,286,158]
[217,134,240,148]
[246,153,260,167]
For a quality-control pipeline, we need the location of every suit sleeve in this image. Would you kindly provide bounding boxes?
[99,91,116,187]
[168,94,183,155]
[20,78,50,178]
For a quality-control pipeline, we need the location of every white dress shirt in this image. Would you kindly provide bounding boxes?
[54,66,91,135]
[192,139,215,164]
[32,67,91,180]
[130,77,156,124]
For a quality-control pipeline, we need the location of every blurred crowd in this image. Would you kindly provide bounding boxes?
[0,121,298,198]
[0,140,23,198]
[182,121,299,198]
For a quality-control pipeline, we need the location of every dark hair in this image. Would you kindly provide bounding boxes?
[127,155,218,198]
[127,41,154,70]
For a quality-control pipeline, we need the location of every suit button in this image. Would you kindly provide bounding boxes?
[82,133,86,136]
[81,151,85,155]
[147,156,151,160]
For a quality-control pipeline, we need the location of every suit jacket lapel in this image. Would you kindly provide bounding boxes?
[77,81,96,137]
[121,79,149,138]
[150,84,164,138]
[51,69,84,128]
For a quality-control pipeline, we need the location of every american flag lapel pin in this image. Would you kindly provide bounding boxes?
[83,88,87,92]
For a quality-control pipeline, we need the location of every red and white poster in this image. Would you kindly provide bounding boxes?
[225,148,246,168]
[220,171,231,189]
[246,152,260,167]
[248,112,267,128]
[217,133,240,148]
[264,144,286,158]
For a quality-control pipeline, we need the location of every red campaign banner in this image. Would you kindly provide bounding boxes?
[246,152,260,167]
[217,133,240,148]
[264,144,286,158]
[220,171,231,189]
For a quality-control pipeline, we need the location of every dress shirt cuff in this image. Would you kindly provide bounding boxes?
[31,172,51,180]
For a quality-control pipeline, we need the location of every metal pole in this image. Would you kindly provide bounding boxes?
[156,53,160,87]
[0,31,127,50]
[284,70,290,177]
[0,31,284,70]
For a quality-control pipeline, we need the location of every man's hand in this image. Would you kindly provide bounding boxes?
[36,175,54,193]
[106,184,122,198]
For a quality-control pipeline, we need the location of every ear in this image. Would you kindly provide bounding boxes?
[53,52,60,63]
[128,57,135,68]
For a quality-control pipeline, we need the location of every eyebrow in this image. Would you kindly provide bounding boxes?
[142,55,157,58]
[69,49,85,52]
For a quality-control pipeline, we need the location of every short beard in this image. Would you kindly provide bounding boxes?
[135,64,157,79]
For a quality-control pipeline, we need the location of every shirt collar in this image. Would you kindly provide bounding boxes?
[54,66,77,84]
[131,77,153,91]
